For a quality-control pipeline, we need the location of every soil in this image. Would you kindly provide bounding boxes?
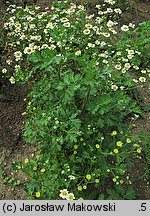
[0,0,150,200]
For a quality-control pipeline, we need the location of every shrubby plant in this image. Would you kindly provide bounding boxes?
[1,0,149,199]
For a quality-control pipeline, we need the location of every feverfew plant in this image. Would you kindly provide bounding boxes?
[2,0,149,199]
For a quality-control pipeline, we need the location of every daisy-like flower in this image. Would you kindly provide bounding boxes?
[122,68,127,74]
[49,44,56,50]
[86,14,94,19]
[9,76,15,84]
[15,64,20,70]
[83,29,90,35]
[133,65,139,70]
[107,20,114,28]
[6,59,12,65]
[120,86,125,90]
[24,47,33,54]
[133,79,138,83]
[139,77,146,82]
[108,0,116,5]
[41,44,49,49]
[96,4,101,10]
[85,23,92,29]
[87,43,95,48]
[107,8,113,13]
[14,51,22,59]
[103,32,110,37]
[46,22,54,29]
[78,5,84,10]
[111,85,118,91]
[30,35,35,40]
[35,6,40,10]
[59,189,69,199]
[75,50,81,56]
[141,70,147,74]
[127,49,134,55]
[60,17,69,22]
[68,175,75,180]
[67,193,75,200]
[34,45,40,51]
[2,68,7,73]
[115,64,122,70]
[129,23,135,28]
[35,35,41,41]
[114,8,122,14]
[20,34,26,40]
[124,63,131,69]
[63,22,70,28]
[95,40,100,45]
[127,54,133,59]
[102,59,108,64]
[121,25,129,31]
[93,26,98,31]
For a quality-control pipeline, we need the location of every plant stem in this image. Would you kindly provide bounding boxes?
[80,84,91,118]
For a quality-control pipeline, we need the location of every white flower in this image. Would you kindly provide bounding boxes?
[78,5,84,10]
[2,68,7,74]
[120,86,125,90]
[85,23,92,29]
[20,34,26,40]
[107,8,113,13]
[107,20,114,28]
[86,14,94,19]
[124,63,131,69]
[96,5,101,10]
[59,189,69,199]
[122,68,127,73]
[66,193,75,200]
[111,85,118,91]
[141,70,146,74]
[60,17,69,22]
[63,22,70,28]
[46,22,54,29]
[41,44,49,49]
[68,175,75,180]
[87,43,95,48]
[121,25,129,31]
[116,51,121,56]
[9,76,15,84]
[133,65,139,70]
[75,50,81,56]
[115,64,122,70]
[133,79,138,83]
[95,40,100,45]
[83,29,90,35]
[93,26,98,31]
[14,51,22,59]
[103,32,110,37]
[127,54,133,59]
[24,47,33,54]
[35,35,41,41]
[108,0,116,5]
[139,77,146,82]
[114,8,122,14]
[49,44,56,50]
[102,59,108,64]
[127,49,134,55]
[129,23,135,28]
